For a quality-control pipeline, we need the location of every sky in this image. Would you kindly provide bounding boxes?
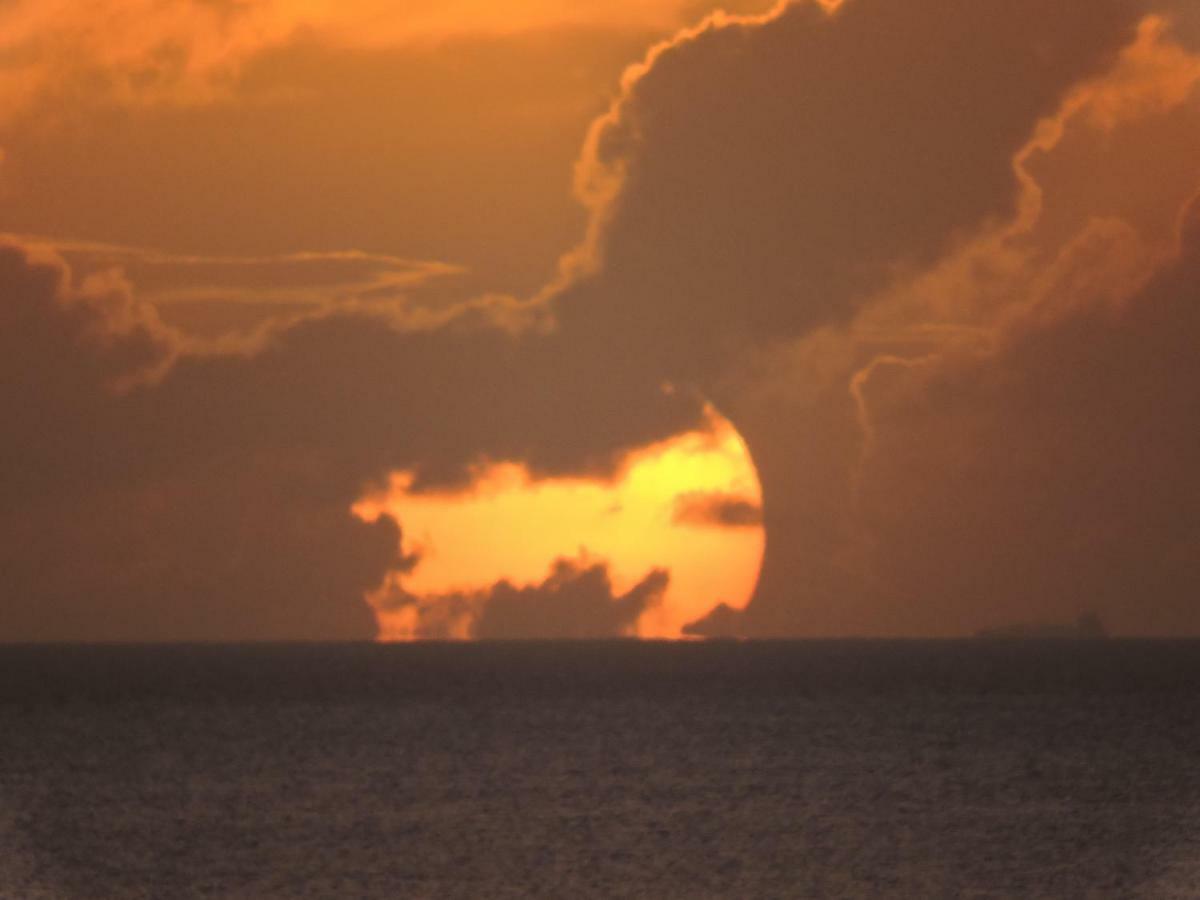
[1,0,1199,641]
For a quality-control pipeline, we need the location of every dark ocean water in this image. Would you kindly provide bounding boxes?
[2,641,1199,899]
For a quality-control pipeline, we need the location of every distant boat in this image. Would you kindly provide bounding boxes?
[974,611,1108,639]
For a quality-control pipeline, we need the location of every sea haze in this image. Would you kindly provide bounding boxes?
[2,641,1199,898]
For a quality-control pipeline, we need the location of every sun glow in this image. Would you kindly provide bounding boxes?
[352,410,764,639]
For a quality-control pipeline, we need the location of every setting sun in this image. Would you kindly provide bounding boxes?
[353,409,764,639]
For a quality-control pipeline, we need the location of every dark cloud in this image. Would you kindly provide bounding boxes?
[0,459,402,642]
[475,558,668,640]
[0,240,699,640]
[0,241,401,640]
[672,492,762,529]
[723,12,1200,637]
[542,0,1200,638]
[377,557,667,640]
[0,243,171,399]
[848,197,1200,636]
[151,299,321,340]
[681,602,744,639]
[727,187,1200,639]
[557,0,1146,382]
[537,0,1169,638]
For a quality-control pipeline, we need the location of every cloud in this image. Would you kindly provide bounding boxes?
[6,236,464,339]
[739,223,1198,638]
[672,492,762,529]
[717,13,1200,636]
[41,240,461,302]
[476,557,669,639]
[539,0,1200,637]
[376,556,668,639]
[554,0,1148,384]
[681,602,744,638]
[0,240,406,640]
[0,239,701,640]
[845,196,1200,636]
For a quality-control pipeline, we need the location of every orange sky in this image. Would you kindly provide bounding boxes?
[3,0,1200,641]
[0,0,780,123]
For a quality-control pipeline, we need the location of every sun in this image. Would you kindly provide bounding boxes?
[352,408,764,639]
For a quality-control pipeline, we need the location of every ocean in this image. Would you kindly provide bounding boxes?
[2,640,1199,898]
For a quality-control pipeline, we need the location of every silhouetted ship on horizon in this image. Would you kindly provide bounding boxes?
[974,612,1108,640]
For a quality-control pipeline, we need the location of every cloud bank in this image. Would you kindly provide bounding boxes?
[545,0,1200,636]
[0,239,699,640]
